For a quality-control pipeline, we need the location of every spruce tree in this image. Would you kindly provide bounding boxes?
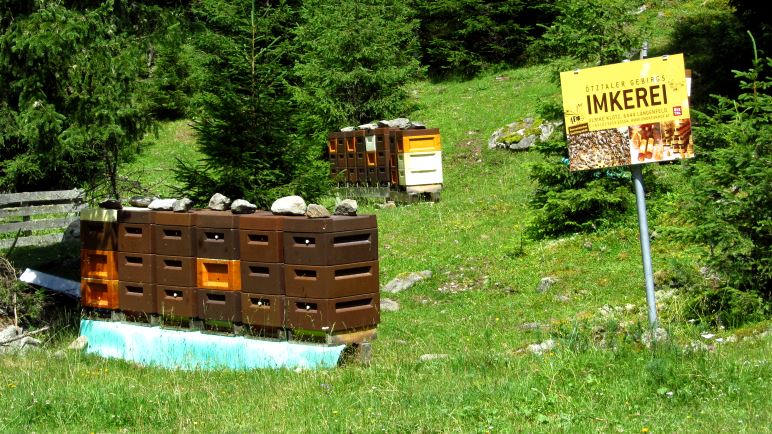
[0,2,152,196]
[175,0,325,207]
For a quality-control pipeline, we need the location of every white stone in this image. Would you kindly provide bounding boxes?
[271,196,307,215]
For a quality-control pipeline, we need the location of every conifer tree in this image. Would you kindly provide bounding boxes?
[175,0,327,206]
[0,2,153,195]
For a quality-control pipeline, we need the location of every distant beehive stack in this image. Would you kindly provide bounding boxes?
[79,208,380,335]
[327,127,443,190]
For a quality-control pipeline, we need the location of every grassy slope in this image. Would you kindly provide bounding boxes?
[1,62,770,433]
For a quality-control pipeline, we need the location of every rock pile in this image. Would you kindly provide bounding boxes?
[489,117,563,151]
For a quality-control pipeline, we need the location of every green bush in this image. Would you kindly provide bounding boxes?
[681,44,771,298]
[527,129,633,239]
[685,286,767,328]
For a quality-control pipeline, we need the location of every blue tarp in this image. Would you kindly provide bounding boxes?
[80,319,345,370]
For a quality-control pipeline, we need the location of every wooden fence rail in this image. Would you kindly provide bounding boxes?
[0,189,84,250]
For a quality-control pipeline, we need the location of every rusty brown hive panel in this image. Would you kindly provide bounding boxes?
[195,209,239,260]
[241,293,285,328]
[153,224,196,257]
[196,227,239,260]
[80,221,117,251]
[238,229,283,263]
[284,260,378,298]
[118,281,156,314]
[117,223,154,253]
[197,289,242,322]
[116,252,155,284]
[156,285,197,318]
[285,293,380,332]
[240,261,284,295]
[153,255,196,287]
[283,228,378,266]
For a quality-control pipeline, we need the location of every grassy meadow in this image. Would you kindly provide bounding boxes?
[1,60,770,433]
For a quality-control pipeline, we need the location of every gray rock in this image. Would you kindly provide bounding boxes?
[99,199,122,210]
[173,198,193,212]
[231,199,257,214]
[380,298,400,312]
[527,339,556,355]
[510,134,536,150]
[377,201,396,209]
[381,118,411,129]
[340,126,356,132]
[129,196,155,207]
[382,270,432,293]
[271,195,307,215]
[536,276,557,293]
[306,204,331,218]
[208,193,231,211]
[419,353,449,362]
[489,118,563,150]
[148,198,176,211]
[334,199,358,216]
[409,122,426,129]
[358,123,378,130]
[0,325,21,343]
[67,335,88,351]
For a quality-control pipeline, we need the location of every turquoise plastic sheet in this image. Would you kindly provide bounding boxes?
[80,319,345,370]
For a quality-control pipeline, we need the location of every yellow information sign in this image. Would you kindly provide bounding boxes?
[560,54,693,171]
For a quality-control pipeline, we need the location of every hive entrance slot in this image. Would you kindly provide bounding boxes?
[293,236,315,247]
[248,234,269,243]
[126,286,144,294]
[335,297,372,311]
[250,297,270,307]
[164,289,182,299]
[248,266,270,276]
[125,226,143,235]
[294,269,317,278]
[164,259,183,269]
[333,233,370,245]
[296,302,318,312]
[205,232,224,241]
[163,229,182,238]
[206,293,226,303]
[126,256,143,264]
[334,266,371,278]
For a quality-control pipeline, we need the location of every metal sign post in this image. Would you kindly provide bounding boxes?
[631,165,658,328]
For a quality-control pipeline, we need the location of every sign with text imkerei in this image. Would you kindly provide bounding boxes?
[560,54,693,171]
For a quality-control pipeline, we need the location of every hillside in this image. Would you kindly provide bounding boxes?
[1,61,770,432]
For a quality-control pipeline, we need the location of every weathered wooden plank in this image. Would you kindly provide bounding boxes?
[0,216,79,234]
[325,327,378,345]
[0,203,85,219]
[0,189,84,207]
[0,233,66,250]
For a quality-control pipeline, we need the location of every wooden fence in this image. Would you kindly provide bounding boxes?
[0,189,84,250]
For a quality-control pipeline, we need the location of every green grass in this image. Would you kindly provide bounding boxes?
[118,119,203,198]
[1,61,770,433]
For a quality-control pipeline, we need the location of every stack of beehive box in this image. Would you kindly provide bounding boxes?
[79,208,380,336]
[327,127,443,190]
